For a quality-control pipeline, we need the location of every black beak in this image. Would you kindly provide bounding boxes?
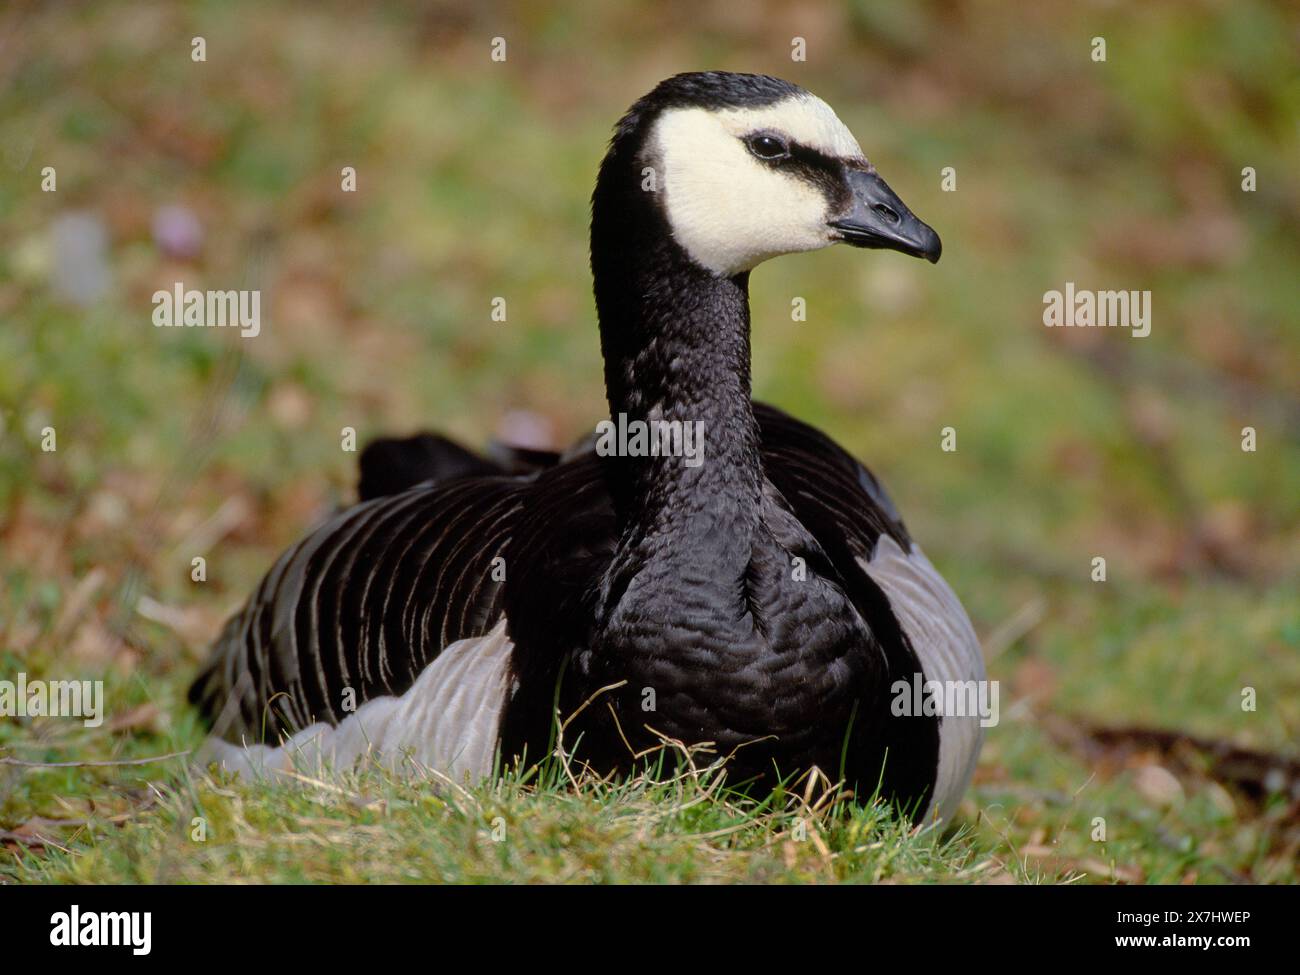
[829,169,942,264]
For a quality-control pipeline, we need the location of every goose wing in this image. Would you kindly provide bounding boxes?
[188,473,525,745]
[754,400,910,558]
[755,401,984,823]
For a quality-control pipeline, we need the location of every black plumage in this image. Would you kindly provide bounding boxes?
[191,72,960,819]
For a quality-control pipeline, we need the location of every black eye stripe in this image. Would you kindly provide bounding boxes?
[787,141,842,171]
[788,143,854,210]
[741,134,856,210]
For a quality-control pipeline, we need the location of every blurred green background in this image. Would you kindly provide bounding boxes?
[0,1,1297,882]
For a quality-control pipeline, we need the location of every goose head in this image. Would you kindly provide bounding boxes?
[612,72,941,277]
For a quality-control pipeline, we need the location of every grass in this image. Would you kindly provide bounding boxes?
[1,1,1298,883]
[10,749,1025,885]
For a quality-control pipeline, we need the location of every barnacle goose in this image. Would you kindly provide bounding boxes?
[190,72,985,824]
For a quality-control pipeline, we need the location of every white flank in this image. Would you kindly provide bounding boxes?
[860,536,986,824]
[195,620,514,783]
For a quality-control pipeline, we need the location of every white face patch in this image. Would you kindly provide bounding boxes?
[651,93,866,276]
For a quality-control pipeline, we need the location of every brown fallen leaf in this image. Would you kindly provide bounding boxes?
[1133,765,1185,808]
[0,816,71,852]
[134,595,224,649]
[1079,858,1144,884]
[105,702,164,734]
[68,617,129,666]
[1045,720,1300,823]
[52,567,108,642]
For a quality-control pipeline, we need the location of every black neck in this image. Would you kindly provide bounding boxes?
[590,143,763,578]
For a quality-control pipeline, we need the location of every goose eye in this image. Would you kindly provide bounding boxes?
[747,134,790,161]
